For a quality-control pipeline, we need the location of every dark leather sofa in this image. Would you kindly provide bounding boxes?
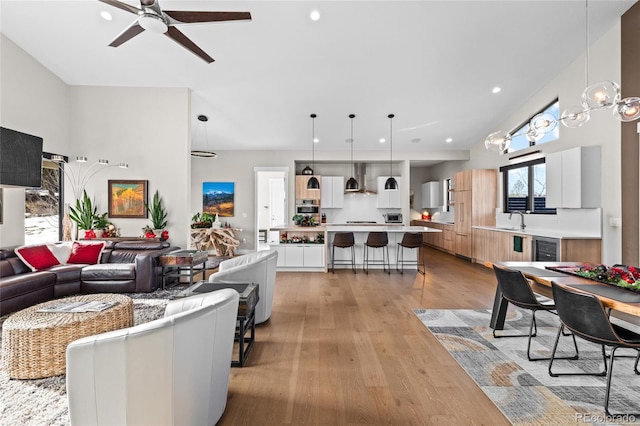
[0,240,179,316]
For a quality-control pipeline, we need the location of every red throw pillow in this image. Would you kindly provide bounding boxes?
[67,241,106,265]
[15,245,61,271]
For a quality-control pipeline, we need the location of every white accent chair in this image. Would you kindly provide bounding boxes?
[66,289,240,426]
[208,250,278,324]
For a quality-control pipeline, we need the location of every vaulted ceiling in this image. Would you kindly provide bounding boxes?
[1,0,636,153]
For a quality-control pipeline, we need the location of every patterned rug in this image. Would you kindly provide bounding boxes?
[413,308,640,425]
[0,285,190,425]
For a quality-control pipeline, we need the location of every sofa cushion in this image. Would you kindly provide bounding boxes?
[81,263,136,281]
[47,263,85,283]
[0,272,56,300]
[15,245,61,271]
[68,241,106,265]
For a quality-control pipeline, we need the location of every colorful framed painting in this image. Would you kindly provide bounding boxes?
[108,180,148,218]
[203,182,234,217]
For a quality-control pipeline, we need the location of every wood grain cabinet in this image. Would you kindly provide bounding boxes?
[295,175,322,200]
[411,220,454,254]
[454,169,497,260]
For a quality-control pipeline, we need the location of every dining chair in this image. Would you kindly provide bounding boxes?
[492,265,578,361]
[549,282,640,416]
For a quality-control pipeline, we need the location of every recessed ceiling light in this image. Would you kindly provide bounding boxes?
[310,9,320,21]
[492,87,501,94]
[379,138,386,143]
[446,138,453,143]
[100,10,112,21]
[313,138,319,143]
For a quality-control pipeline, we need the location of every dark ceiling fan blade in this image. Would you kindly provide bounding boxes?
[164,11,251,24]
[98,0,141,15]
[108,21,145,47]
[165,26,214,63]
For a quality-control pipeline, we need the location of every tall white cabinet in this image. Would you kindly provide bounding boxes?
[421,181,441,208]
[320,176,345,208]
[376,176,403,208]
[546,146,601,208]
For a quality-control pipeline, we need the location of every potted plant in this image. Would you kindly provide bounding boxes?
[145,190,168,238]
[68,190,97,239]
[191,212,217,229]
[94,212,109,238]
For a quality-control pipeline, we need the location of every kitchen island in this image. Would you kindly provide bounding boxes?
[269,224,441,272]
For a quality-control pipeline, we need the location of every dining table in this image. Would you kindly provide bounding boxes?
[485,261,640,330]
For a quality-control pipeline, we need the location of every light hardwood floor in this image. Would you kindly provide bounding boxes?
[219,246,510,425]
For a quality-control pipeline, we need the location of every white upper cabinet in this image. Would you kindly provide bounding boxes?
[546,146,601,208]
[320,176,344,208]
[421,181,441,208]
[376,176,403,208]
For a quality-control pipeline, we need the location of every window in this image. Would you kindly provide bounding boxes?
[500,158,555,214]
[507,100,559,153]
[24,154,64,244]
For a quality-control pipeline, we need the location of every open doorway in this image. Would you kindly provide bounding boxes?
[254,167,288,251]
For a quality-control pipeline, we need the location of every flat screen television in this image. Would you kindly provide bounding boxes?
[0,127,43,188]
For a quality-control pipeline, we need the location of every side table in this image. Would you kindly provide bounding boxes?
[178,281,259,367]
[159,250,209,289]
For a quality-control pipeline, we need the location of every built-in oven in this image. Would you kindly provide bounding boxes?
[532,236,560,261]
[296,204,319,215]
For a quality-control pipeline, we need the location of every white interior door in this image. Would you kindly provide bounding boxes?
[269,177,286,227]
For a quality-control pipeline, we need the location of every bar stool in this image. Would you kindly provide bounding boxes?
[396,232,425,278]
[331,232,356,273]
[363,232,390,274]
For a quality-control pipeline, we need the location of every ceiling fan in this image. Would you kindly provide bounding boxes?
[98,0,251,63]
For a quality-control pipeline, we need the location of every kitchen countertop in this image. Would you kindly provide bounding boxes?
[326,225,441,233]
[472,225,601,240]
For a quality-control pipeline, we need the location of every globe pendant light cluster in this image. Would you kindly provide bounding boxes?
[345,114,359,192]
[385,114,398,190]
[306,114,320,190]
[485,0,639,153]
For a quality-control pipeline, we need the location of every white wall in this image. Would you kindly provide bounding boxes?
[0,34,192,249]
[0,34,71,247]
[421,23,624,264]
[69,86,191,249]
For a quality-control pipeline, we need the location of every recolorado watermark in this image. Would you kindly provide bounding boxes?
[575,413,637,423]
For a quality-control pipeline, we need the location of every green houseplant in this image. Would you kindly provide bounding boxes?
[191,212,217,229]
[68,190,97,231]
[146,190,168,230]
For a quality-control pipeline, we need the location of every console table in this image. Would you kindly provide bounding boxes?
[190,228,240,256]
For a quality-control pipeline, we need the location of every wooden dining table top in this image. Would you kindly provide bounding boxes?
[484,261,640,318]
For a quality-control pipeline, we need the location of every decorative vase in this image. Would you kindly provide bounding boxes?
[83,229,97,239]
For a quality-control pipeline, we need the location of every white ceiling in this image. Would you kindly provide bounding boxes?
[0,0,636,153]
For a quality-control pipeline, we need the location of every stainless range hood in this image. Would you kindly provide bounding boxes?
[345,163,377,194]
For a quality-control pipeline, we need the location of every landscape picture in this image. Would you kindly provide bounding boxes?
[203,182,234,217]
[108,180,147,218]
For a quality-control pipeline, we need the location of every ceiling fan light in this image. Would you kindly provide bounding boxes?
[138,14,168,34]
[384,177,398,191]
[613,97,640,122]
[307,176,320,190]
[581,80,621,110]
[560,106,590,128]
[484,131,511,152]
[345,177,359,192]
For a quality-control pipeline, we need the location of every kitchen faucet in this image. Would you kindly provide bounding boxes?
[509,210,526,230]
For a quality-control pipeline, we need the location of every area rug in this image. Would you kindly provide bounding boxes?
[413,308,640,425]
[0,285,189,425]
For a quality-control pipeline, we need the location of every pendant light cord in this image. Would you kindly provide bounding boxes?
[584,0,589,90]
[388,114,394,176]
[349,114,355,177]
[311,113,316,171]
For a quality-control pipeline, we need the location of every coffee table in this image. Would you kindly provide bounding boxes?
[1,293,133,379]
[178,281,259,367]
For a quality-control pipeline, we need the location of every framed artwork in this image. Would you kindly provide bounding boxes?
[108,180,148,218]
[203,182,234,217]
